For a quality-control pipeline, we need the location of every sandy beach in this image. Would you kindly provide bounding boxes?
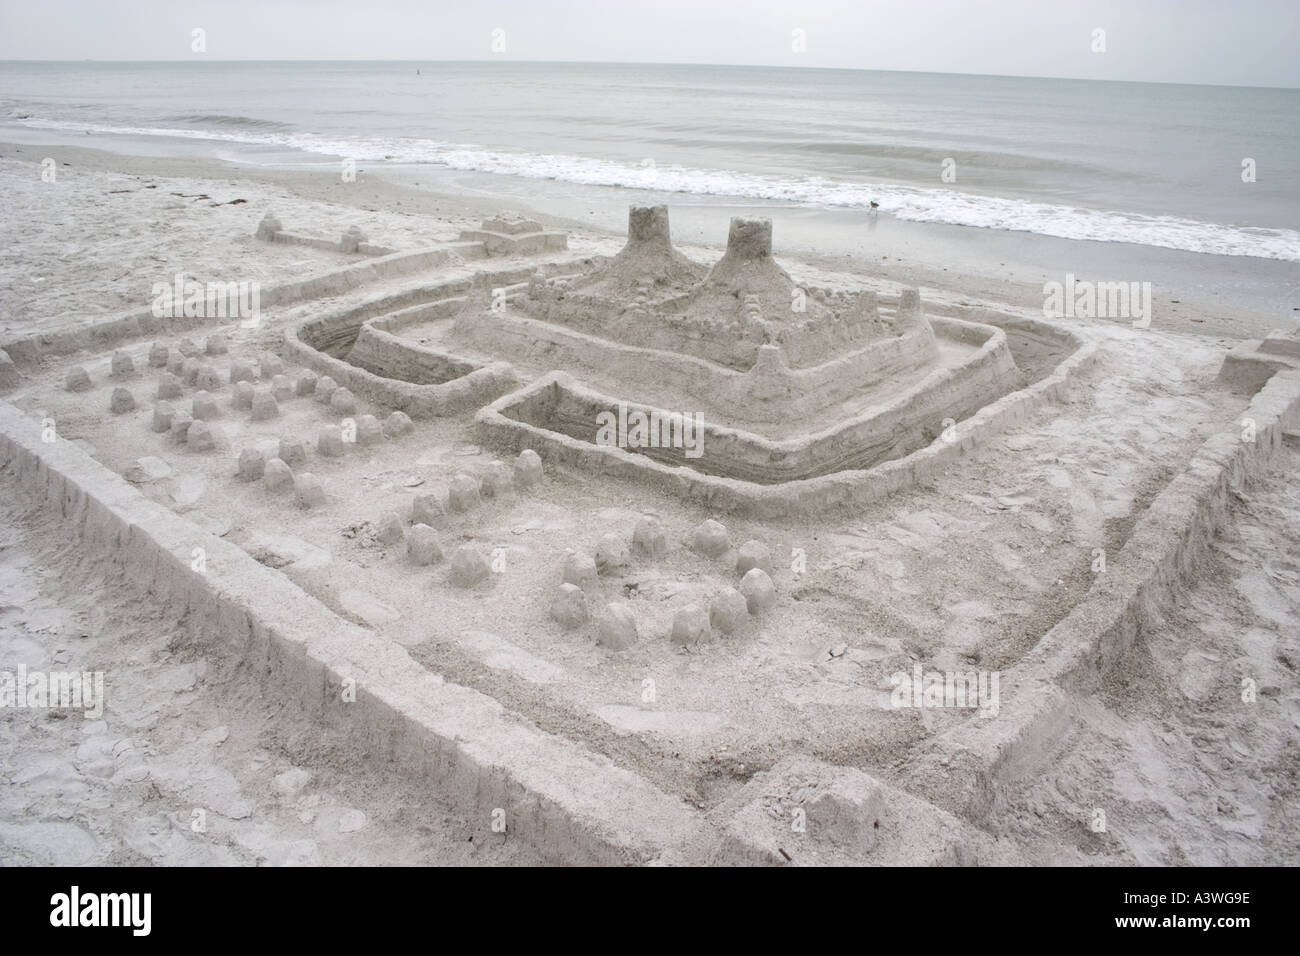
[1,131,1297,870]
[4,137,1294,345]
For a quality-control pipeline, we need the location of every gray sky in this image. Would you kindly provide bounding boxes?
[1,0,1296,88]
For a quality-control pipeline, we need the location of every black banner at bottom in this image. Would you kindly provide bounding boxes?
[0,864,1276,942]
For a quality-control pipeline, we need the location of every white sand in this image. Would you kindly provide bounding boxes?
[1,145,1297,865]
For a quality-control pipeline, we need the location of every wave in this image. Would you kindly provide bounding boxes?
[162,113,294,131]
[13,116,1300,261]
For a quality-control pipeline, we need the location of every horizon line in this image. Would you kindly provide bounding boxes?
[0,58,1295,91]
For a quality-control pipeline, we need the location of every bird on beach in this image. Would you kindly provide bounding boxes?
[869,201,879,213]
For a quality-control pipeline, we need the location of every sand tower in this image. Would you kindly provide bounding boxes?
[577,205,705,294]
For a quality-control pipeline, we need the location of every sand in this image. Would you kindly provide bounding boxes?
[0,473,541,865]
[1,142,1297,866]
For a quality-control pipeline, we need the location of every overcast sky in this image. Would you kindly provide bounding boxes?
[1,0,1296,88]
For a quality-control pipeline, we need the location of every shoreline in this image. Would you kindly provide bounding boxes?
[3,135,1296,344]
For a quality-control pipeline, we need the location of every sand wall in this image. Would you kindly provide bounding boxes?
[286,304,516,417]
[348,305,476,385]
[476,313,1089,516]
[0,399,706,864]
[450,303,949,424]
[0,245,484,371]
[499,326,1016,484]
[908,366,1300,826]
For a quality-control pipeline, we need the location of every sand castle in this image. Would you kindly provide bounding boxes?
[458,207,1044,506]
[285,205,1076,513]
[1,203,1296,866]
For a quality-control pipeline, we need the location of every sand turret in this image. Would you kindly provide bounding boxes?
[626,205,674,250]
[703,217,791,295]
[567,205,705,296]
[723,217,773,260]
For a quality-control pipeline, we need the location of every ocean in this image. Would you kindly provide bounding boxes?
[3,60,1298,260]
